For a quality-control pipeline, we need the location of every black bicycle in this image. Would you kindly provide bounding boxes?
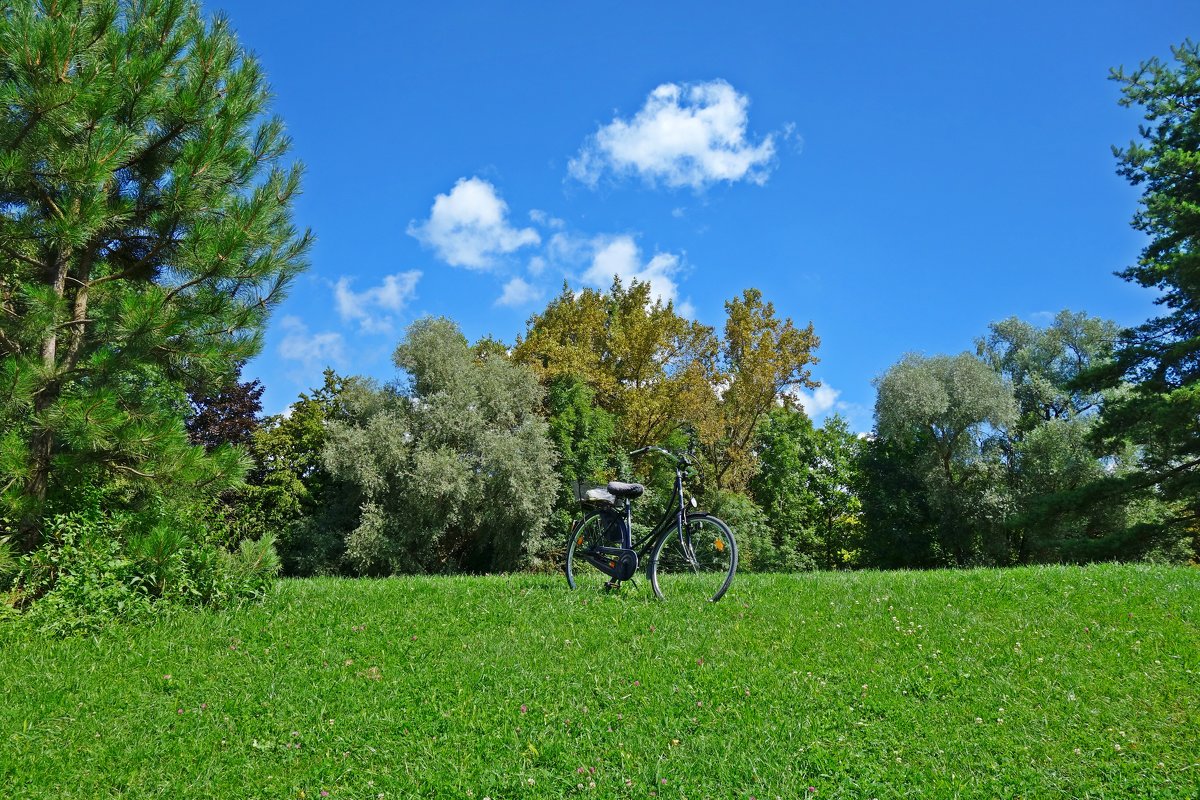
[564,446,737,602]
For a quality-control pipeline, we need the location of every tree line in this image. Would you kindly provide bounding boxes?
[0,2,1195,628]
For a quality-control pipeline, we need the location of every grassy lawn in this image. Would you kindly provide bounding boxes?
[1,565,1198,799]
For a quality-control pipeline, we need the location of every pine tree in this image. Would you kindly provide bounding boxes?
[0,0,311,549]
[1090,42,1200,538]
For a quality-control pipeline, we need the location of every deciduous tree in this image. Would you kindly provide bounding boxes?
[869,353,1016,566]
[513,279,720,451]
[708,289,819,492]
[324,318,558,574]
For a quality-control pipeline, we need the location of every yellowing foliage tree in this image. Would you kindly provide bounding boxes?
[515,281,821,497]
[513,279,721,450]
[709,289,820,491]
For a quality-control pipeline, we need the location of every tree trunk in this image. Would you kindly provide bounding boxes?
[18,252,70,551]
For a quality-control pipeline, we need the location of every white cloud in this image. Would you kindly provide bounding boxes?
[529,209,565,229]
[527,255,548,276]
[495,276,543,308]
[408,177,540,269]
[569,80,778,190]
[334,271,421,334]
[794,384,841,418]
[789,382,872,433]
[581,235,682,306]
[278,316,345,368]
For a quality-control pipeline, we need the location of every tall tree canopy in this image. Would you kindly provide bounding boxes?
[0,0,311,548]
[1089,41,1200,533]
[977,311,1118,432]
[323,318,558,575]
[513,278,720,450]
[977,312,1157,562]
[867,352,1016,566]
[708,288,819,491]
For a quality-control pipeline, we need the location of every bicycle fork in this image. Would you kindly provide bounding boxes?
[675,522,701,573]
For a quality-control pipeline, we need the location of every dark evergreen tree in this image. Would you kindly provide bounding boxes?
[1086,42,1200,549]
[0,0,311,549]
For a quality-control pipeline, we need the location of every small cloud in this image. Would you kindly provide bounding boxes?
[677,299,697,319]
[671,207,686,218]
[790,382,871,432]
[278,316,345,369]
[528,255,551,277]
[1028,310,1056,325]
[569,80,779,190]
[334,271,421,334]
[545,231,590,264]
[496,276,543,308]
[581,235,683,306]
[794,384,841,418]
[408,177,540,269]
[529,209,566,229]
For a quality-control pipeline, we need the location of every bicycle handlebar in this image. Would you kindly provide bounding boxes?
[628,445,692,467]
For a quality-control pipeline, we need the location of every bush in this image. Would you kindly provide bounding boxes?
[322,319,558,575]
[0,535,16,592]
[8,490,282,635]
[15,513,153,636]
[706,491,817,572]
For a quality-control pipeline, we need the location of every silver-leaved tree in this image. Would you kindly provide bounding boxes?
[323,318,558,575]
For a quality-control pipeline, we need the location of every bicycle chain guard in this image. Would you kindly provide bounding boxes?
[586,546,639,581]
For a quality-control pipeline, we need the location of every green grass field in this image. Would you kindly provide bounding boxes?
[2,565,1198,799]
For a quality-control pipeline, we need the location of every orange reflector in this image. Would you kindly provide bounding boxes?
[714,539,725,552]
[577,536,584,546]
[609,561,616,568]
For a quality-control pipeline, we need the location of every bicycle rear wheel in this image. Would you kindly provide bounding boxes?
[648,513,737,602]
[565,513,612,592]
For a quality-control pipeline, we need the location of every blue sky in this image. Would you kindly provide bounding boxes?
[212,0,1198,430]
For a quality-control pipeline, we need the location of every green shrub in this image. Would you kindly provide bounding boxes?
[127,524,190,598]
[232,532,283,594]
[707,491,817,572]
[16,513,153,636]
[9,496,283,634]
[0,535,16,592]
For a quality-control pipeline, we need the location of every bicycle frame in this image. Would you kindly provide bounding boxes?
[574,447,696,578]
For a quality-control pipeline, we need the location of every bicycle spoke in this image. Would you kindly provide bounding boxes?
[649,515,737,602]
[565,515,616,593]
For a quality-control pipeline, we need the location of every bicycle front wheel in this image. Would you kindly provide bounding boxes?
[648,513,737,602]
[565,513,612,593]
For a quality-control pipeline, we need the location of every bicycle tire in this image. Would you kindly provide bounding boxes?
[648,513,737,602]
[564,512,613,592]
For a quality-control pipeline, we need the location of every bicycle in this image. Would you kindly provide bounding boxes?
[563,446,737,602]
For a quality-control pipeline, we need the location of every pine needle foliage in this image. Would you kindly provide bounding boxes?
[1075,42,1200,548]
[0,0,312,549]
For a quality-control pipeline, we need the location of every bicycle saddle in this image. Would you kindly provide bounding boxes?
[607,481,645,499]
